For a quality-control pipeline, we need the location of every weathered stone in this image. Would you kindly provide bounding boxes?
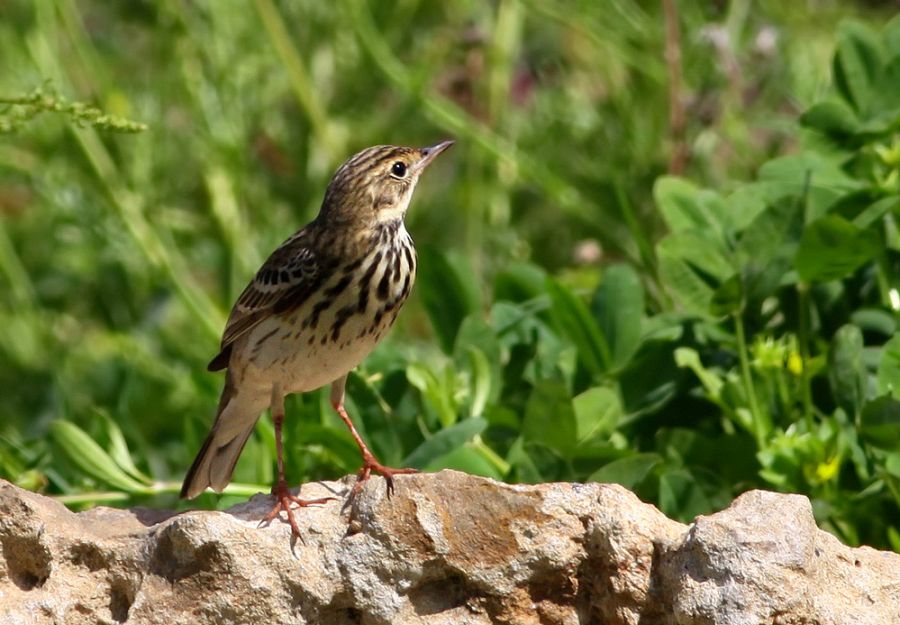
[0,471,896,624]
[659,490,899,625]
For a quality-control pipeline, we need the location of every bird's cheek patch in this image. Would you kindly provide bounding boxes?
[374,192,397,210]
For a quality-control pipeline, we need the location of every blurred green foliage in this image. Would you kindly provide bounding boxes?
[2,1,899,551]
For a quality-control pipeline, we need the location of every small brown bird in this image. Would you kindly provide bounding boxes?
[181,141,454,536]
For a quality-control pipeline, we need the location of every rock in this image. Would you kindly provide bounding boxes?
[0,471,896,625]
[660,490,899,625]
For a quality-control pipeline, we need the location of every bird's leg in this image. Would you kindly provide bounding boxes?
[330,377,418,499]
[259,383,333,538]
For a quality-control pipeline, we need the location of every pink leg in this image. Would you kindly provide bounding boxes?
[330,395,418,498]
[259,385,333,538]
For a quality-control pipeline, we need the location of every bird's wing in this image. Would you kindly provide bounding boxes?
[208,230,327,371]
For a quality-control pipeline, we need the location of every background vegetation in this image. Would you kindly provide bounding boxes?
[2,0,899,551]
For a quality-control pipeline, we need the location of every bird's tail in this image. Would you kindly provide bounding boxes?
[180,372,268,499]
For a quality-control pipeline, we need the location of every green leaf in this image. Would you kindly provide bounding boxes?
[454,315,502,408]
[853,196,900,229]
[573,386,622,443]
[506,437,544,483]
[402,417,487,469]
[654,176,728,241]
[829,324,868,417]
[587,453,662,488]
[464,346,492,418]
[418,245,479,353]
[731,196,804,305]
[674,347,723,400]
[494,262,547,303]
[421,443,504,479]
[49,420,150,493]
[591,264,644,368]
[869,57,900,121]
[860,396,900,450]
[833,20,884,113]
[795,215,880,282]
[852,308,896,337]
[407,363,457,428]
[658,469,711,521]
[298,423,360,473]
[800,100,860,137]
[884,14,900,57]
[736,195,805,266]
[618,338,681,417]
[885,451,900,478]
[726,184,773,232]
[878,334,900,398]
[710,274,744,316]
[523,379,578,458]
[657,231,736,316]
[758,153,861,220]
[547,278,610,375]
[97,412,151,485]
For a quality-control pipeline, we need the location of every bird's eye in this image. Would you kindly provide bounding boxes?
[390,161,407,178]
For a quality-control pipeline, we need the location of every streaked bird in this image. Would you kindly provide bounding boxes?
[180,140,454,537]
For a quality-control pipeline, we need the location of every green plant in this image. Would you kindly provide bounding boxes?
[2,2,899,552]
[0,85,148,134]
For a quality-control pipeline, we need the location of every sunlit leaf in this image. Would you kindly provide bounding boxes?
[758,152,861,220]
[654,176,728,241]
[455,315,502,408]
[49,420,150,493]
[657,231,736,315]
[403,417,487,469]
[407,363,457,428]
[97,411,152,485]
[421,442,503,479]
[587,453,662,488]
[573,386,621,444]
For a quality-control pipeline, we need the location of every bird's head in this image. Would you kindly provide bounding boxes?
[319,140,454,226]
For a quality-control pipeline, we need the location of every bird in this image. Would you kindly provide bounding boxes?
[180,140,454,537]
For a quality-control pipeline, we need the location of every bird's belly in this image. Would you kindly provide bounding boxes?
[238,292,404,394]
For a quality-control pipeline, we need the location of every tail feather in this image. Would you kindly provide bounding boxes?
[180,372,267,499]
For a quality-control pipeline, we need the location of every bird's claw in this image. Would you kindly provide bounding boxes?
[350,453,419,500]
[259,484,334,541]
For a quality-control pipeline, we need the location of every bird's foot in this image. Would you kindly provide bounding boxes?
[351,451,419,500]
[259,482,334,540]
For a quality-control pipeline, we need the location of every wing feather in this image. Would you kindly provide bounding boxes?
[207,229,324,371]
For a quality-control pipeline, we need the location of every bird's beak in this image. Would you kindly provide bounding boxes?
[415,140,454,172]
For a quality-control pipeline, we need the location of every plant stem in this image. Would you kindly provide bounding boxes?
[52,481,269,506]
[796,283,815,429]
[734,312,764,447]
[472,435,511,476]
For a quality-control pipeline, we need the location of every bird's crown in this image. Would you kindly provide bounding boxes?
[319,141,453,226]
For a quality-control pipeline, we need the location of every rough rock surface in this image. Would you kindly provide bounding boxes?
[0,471,897,625]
